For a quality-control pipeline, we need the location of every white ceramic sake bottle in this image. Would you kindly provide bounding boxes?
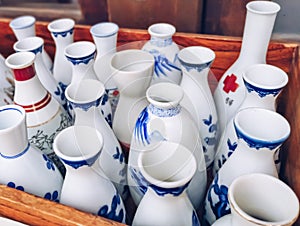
[213,64,289,174]
[64,41,112,126]
[65,79,128,200]
[13,36,69,114]
[212,173,299,226]
[53,125,126,223]
[178,46,219,168]
[110,49,154,153]
[47,18,75,88]
[132,141,201,226]
[213,1,280,134]
[90,22,120,117]
[128,82,207,210]
[9,15,53,71]
[204,107,291,225]
[142,23,182,85]
[0,104,63,201]
[5,51,69,174]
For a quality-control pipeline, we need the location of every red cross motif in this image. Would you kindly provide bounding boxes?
[223,74,239,93]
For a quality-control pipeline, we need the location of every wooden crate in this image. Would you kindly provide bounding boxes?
[107,0,204,33]
[0,17,299,225]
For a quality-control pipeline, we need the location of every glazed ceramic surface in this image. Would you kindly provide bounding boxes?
[212,173,299,226]
[53,125,126,223]
[213,1,280,134]
[128,82,207,210]
[91,22,120,116]
[65,40,112,125]
[132,141,201,226]
[110,49,154,151]
[65,79,127,199]
[9,15,53,71]
[142,23,182,85]
[13,36,68,113]
[213,64,289,174]
[48,18,74,87]
[204,107,290,225]
[5,52,69,173]
[0,105,63,201]
[178,46,219,167]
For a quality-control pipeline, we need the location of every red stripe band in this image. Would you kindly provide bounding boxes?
[13,66,36,81]
[15,93,52,113]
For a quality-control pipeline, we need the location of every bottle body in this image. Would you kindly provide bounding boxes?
[213,1,280,134]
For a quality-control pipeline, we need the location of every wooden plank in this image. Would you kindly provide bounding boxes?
[0,185,125,226]
[107,0,204,33]
[202,0,253,36]
[77,0,108,25]
[0,17,299,225]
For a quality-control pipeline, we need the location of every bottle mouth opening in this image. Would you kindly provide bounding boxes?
[64,41,96,58]
[0,105,25,131]
[5,52,35,70]
[246,1,280,15]
[146,83,183,108]
[148,23,176,38]
[9,15,36,29]
[14,37,44,53]
[178,46,215,66]
[229,173,299,225]
[138,141,197,189]
[65,79,105,104]
[234,108,290,145]
[53,126,103,162]
[243,64,288,90]
[48,18,75,32]
[90,22,119,38]
[111,49,154,73]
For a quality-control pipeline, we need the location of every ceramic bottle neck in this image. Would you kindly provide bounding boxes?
[148,103,181,117]
[71,100,102,126]
[240,90,277,111]
[50,28,74,44]
[94,36,117,58]
[13,64,35,81]
[238,10,278,63]
[150,36,173,48]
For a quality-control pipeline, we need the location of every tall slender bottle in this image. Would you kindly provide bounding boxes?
[213,1,280,134]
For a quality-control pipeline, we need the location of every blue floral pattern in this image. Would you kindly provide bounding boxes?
[149,182,189,197]
[97,194,125,223]
[244,78,282,98]
[203,114,218,164]
[150,36,173,47]
[44,190,59,202]
[149,49,181,78]
[43,154,56,171]
[134,108,151,145]
[54,82,70,115]
[100,92,112,127]
[134,106,167,146]
[7,182,24,191]
[112,147,124,164]
[207,173,230,220]
[217,138,238,170]
[234,123,283,150]
[129,167,148,195]
[66,51,96,66]
[52,28,73,38]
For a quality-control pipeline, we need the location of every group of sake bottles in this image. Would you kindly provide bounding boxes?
[0,0,299,225]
